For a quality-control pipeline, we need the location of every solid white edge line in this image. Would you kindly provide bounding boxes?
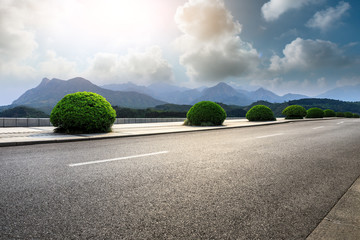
[69,151,169,167]
[256,133,284,139]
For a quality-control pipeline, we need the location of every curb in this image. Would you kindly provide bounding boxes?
[0,118,342,147]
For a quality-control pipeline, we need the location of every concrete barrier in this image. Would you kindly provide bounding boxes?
[0,118,187,127]
[0,117,245,127]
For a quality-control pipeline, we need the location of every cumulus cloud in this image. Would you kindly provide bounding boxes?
[0,1,38,66]
[336,77,360,87]
[38,51,78,79]
[86,46,173,84]
[262,0,320,21]
[306,1,350,31]
[269,38,350,73]
[175,0,259,82]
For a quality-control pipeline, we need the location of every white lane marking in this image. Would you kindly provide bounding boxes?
[69,151,169,167]
[337,121,344,125]
[256,133,284,139]
[312,126,324,130]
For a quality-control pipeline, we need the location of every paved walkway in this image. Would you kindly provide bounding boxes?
[1,118,359,239]
[0,119,291,147]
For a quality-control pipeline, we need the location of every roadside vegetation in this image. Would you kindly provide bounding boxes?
[50,92,116,133]
[184,101,226,126]
[306,108,324,118]
[282,105,307,119]
[323,109,336,117]
[246,105,276,121]
[2,98,359,120]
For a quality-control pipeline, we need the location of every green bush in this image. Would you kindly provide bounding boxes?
[306,108,324,118]
[50,92,116,133]
[282,105,306,119]
[323,109,336,117]
[186,101,226,126]
[344,112,353,118]
[246,105,276,121]
[336,112,345,117]
[353,113,360,118]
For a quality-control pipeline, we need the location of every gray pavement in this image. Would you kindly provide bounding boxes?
[1,117,360,239]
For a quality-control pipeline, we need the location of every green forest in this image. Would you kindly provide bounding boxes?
[1,98,359,118]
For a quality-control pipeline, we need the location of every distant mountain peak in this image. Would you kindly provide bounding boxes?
[215,82,231,87]
[254,87,271,93]
[67,77,93,84]
[11,77,166,112]
[39,78,51,87]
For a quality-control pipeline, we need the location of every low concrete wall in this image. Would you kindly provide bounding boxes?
[0,117,245,127]
[0,118,187,127]
[1,118,52,127]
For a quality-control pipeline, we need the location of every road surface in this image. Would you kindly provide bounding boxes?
[1,119,360,239]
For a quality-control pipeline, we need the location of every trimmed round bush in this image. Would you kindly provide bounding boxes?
[344,112,353,118]
[353,113,360,118]
[306,108,324,118]
[323,109,336,117]
[50,92,116,133]
[282,105,307,119]
[246,105,276,121]
[186,101,226,126]
[336,112,345,117]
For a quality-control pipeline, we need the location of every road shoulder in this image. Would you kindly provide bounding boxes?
[307,175,360,239]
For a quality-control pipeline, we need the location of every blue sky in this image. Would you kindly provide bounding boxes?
[1,0,359,105]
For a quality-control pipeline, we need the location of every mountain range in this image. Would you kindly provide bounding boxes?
[317,84,360,101]
[11,77,166,113]
[2,77,359,114]
[102,81,310,105]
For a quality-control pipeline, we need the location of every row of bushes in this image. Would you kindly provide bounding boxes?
[49,93,358,133]
[185,102,359,126]
[282,105,359,119]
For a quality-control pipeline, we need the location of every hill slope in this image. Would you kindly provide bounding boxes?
[317,84,360,101]
[12,77,166,113]
[194,82,253,106]
[0,106,49,118]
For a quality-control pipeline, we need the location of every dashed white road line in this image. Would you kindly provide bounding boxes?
[69,151,169,167]
[312,126,325,130]
[337,121,344,125]
[256,133,284,139]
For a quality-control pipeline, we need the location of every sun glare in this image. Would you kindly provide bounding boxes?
[52,0,167,48]
[88,0,168,41]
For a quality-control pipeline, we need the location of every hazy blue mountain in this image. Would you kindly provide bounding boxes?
[102,82,197,104]
[147,82,190,94]
[194,82,254,106]
[12,77,166,113]
[317,84,360,101]
[281,93,309,102]
[250,87,282,102]
[102,82,150,95]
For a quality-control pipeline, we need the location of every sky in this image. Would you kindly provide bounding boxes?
[1,0,360,105]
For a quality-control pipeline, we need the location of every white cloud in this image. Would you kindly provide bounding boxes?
[38,51,78,79]
[317,77,327,88]
[269,38,350,73]
[306,1,350,31]
[175,0,259,82]
[262,0,321,21]
[86,46,173,84]
[0,1,38,65]
[336,77,360,87]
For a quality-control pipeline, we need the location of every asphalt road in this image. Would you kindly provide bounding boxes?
[1,119,360,239]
